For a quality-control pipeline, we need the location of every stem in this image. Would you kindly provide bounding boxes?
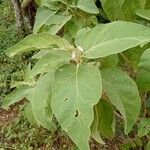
[120,53,132,65]
[142,92,148,117]
[114,111,123,120]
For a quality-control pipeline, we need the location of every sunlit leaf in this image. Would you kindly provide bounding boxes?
[52,63,102,150]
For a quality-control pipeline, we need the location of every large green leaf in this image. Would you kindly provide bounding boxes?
[32,49,71,76]
[79,21,150,59]
[33,7,56,33]
[2,85,34,109]
[76,0,99,14]
[6,33,69,57]
[31,71,56,131]
[52,63,102,150]
[101,68,141,134]
[139,48,150,71]
[95,99,115,138]
[100,0,146,21]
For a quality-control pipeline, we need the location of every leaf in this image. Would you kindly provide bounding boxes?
[91,128,105,145]
[31,71,56,131]
[79,21,150,59]
[66,20,83,38]
[10,81,29,89]
[24,64,35,85]
[100,0,125,21]
[139,48,150,71]
[100,0,146,21]
[6,33,69,57]
[76,0,99,14]
[2,85,34,109]
[123,44,149,69]
[23,103,37,125]
[44,14,72,35]
[32,49,71,76]
[33,7,56,33]
[138,118,150,137]
[75,27,92,47]
[136,9,150,21]
[32,49,52,59]
[91,103,105,145]
[101,54,119,68]
[52,63,102,150]
[101,68,141,134]
[95,99,115,138]
[136,69,150,91]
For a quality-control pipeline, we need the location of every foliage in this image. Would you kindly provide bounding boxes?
[0,114,75,149]
[0,0,27,103]
[2,0,150,149]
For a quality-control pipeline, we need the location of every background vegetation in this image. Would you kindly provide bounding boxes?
[1,0,150,149]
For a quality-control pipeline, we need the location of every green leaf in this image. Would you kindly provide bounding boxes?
[100,0,146,21]
[101,54,119,68]
[75,27,92,47]
[44,14,72,35]
[123,44,149,69]
[76,0,99,14]
[95,99,115,138]
[24,64,35,85]
[23,103,37,125]
[6,33,69,57]
[136,9,150,21]
[66,20,83,38]
[32,49,52,59]
[31,71,56,131]
[52,63,102,150]
[32,49,71,76]
[101,68,141,134]
[91,102,105,145]
[136,69,150,91]
[79,21,150,59]
[33,7,56,33]
[2,85,34,109]
[91,131,105,145]
[100,0,125,21]
[138,118,150,137]
[139,48,150,71]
